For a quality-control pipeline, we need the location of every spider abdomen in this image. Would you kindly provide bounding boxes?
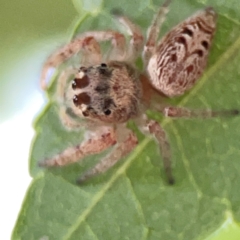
[147,7,217,97]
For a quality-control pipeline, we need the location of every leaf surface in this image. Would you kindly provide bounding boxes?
[13,0,240,239]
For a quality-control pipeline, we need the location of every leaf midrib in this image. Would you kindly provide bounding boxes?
[62,138,150,239]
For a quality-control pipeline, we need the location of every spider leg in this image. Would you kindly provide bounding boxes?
[56,67,76,101]
[88,31,126,61]
[142,0,171,66]
[77,131,138,184]
[39,127,116,167]
[41,30,127,90]
[162,106,240,118]
[54,67,86,129]
[113,11,144,61]
[41,35,102,90]
[80,36,102,66]
[142,119,174,184]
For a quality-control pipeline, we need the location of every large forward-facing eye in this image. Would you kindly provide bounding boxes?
[72,75,89,89]
[73,92,91,106]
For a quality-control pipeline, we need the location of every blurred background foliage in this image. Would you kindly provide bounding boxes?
[0,0,78,122]
[0,0,79,238]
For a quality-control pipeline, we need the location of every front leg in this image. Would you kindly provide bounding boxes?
[41,31,127,89]
[39,127,116,167]
[55,67,86,130]
[41,35,102,90]
[77,131,138,184]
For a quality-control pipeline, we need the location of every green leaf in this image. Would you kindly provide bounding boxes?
[12,0,240,239]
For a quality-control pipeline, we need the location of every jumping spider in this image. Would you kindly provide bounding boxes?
[39,1,239,184]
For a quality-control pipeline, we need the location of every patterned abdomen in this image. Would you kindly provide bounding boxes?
[147,7,217,97]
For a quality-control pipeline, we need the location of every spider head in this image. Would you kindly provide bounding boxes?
[69,61,141,123]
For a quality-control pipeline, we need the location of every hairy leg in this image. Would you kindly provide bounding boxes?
[136,114,173,184]
[113,11,144,61]
[41,36,102,90]
[142,0,171,66]
[56,67,76,101]
[162,106,240,118]
[39,127,116,167]
[77,131,138,184]
[147,119,174,184]
[80,36,102,66]
[41,31,126,89]
[54,67,85,129]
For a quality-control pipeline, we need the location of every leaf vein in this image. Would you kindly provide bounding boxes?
[62,138,150,240]
[219,13,240,26]
[170,123,203,197]
[124,173,150,239]
[85,221,100,240]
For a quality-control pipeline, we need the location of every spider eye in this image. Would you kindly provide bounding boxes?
[72,73,89,90]
[99,63,111,76]
[101,63,107,68]
[104,109,111,115]
[73,93,91,106]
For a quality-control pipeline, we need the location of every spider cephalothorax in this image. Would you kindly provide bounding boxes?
[68,61,142,123]
[39,1,238,184]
